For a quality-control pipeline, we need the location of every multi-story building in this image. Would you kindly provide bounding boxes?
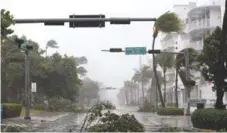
[161,0,227,107]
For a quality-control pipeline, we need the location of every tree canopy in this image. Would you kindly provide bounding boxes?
[1,9,99,104]
[198,27,227,92]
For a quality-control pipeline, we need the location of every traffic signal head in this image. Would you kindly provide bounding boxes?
[15,38,25,49]
[147,50,161,54]
[109,48,123,52]
[15,38,33,51]
[69,14,105,28]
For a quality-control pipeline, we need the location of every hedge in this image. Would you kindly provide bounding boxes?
[191,108,227,131]
[157,107,184,115]
[2,103,22,118]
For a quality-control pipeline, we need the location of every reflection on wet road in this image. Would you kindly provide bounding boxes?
[2,106,193,132]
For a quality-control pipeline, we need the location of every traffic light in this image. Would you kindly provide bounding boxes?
[69,14,105,28]
[147,49,161,54]
[15,38,33,51]
[109,48,123,52]
[110,18,130,24]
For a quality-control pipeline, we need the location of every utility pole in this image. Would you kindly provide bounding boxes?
[184,49,191,115]
[14,37,33,120]
[24,50,31,120]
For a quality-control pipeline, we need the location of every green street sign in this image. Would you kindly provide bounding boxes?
[125,47,147,55]
[21,41,27,51]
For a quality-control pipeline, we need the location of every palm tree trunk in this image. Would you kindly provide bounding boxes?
[152,32,165,108]
[141,79,145,105]
[124,89,129,105]
[130,88,133,104]
[164,68,166,105]
[150,79,152,103]
[175,67,179,108]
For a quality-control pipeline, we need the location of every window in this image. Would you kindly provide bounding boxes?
[186,18,188,24]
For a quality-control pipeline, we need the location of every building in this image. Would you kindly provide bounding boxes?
[161,0,227,107]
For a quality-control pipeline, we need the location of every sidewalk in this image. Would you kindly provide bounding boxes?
[1,112,69,127]
[11,112,68,121]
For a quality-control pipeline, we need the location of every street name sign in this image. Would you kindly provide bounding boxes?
[31,82,37,92]
[125,47,146,55]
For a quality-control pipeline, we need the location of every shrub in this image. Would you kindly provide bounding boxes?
[2,103,22,118]
[155,126,202,132]
[87,112,145,132]
[157,107,184,115]
[48,97,73,112]
[138,99,156,112]
[32,104,45,110]
[1,125,25,132]
[166,103,176,107]
[80,103,144,132]
[191,108,227,131]
[102,101,116,109]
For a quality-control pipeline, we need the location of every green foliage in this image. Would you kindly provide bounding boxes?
[1,9,14,38]
[198,27,227,91]
[1,125,25,132]
[156,126,201,132]
[155,12,182,33]
[102,101,116,109]
[175,48,198,69]
[191,108,227,131]
[175,48,198,87]
[138,99,156,112]
[157,107,184,115]
[156,52,175,72]
[87,111,145,132]
[32,104,45,110]
[2,103,22,118]
[47,97,78,112]
[1,35,84,102]
[80,103,144,132]
[79,78,100,105]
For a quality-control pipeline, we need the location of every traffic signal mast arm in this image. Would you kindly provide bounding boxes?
[102,48,184,55]
[14,17,156,24]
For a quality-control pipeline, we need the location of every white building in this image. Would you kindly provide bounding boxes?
[161,0,227,107]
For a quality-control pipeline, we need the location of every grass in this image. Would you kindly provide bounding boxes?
[20,108,44,116]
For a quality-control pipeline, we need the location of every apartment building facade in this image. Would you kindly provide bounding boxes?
[161,0,227,107]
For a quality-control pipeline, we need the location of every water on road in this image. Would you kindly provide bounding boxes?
[2,106,193,132]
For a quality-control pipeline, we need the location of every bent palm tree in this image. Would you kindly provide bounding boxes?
[46,40,59,56]
[152,12,183,108]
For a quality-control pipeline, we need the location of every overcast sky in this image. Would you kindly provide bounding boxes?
[1,0,210,88]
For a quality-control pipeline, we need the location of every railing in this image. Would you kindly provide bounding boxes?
[187,19,210,32]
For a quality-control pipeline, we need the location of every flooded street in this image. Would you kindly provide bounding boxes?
[2,106,193,132]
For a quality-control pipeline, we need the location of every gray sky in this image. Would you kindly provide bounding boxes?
[1,0,208,88]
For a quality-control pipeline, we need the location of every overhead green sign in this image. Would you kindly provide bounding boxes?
[125,47,146,55]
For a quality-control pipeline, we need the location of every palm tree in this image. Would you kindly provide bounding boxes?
[156,51,175,105]
[152,12,183,108]
[175,48,198,111]
[75,56,88,77]
[46,40,59,57]
[132,65,153,105]
[141,65,153,103]
[132,71,141,104]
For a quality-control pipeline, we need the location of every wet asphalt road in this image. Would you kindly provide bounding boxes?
[2,106,193,132]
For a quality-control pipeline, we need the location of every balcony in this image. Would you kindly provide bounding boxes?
[188,5,220,20]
